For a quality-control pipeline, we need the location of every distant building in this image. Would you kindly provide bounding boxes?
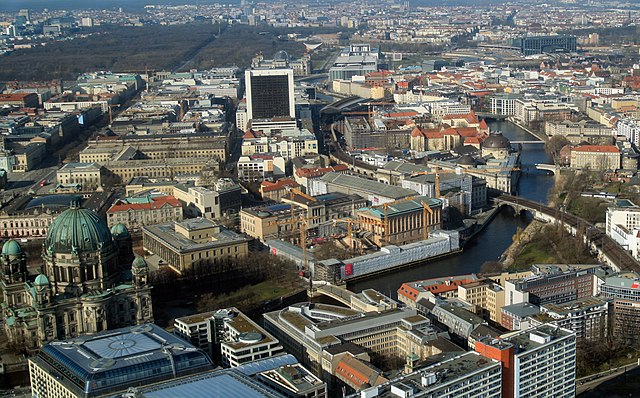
[503,264,602,306]
[245,68,295,121]
[311,172,417,205]
[56,162,105,190]
[172,179,242,219]
[606,199,640,259]
[511,35,577,55]
[500,302,541,331]
[356,196,443,246]
[174,308,284,367]
[570,145,621,170]
[260,178,300,201]
[0,93,38,108]
[538,297,609,342]
[29,324,212,398]
[600,272,640,343]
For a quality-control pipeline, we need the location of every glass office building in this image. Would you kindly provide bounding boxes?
[29,324,212,398]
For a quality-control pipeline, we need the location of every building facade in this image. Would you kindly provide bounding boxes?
[174,307,284,368]
[142,218,249,274]
[106,195,183,230]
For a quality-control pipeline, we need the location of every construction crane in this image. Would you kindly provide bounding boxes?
[273,214,323,292]
[108,104,119,125]
[332,217,384,253]
[373,195,439,245]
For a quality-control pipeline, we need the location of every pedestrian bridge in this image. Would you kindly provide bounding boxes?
[535,163,561,174]
[494,194,640,273]
[311,284,355,306]
[512,141,545,144]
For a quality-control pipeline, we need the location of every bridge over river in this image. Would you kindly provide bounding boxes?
[495,194,640,272]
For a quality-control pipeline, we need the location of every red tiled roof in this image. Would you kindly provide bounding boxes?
[295,164,348,178]
[0,93,36,101]
[572,145,620,153]
[465,137,481,144]
[260,178,300,193]
[385,111,418,118]
[108,196,181,213]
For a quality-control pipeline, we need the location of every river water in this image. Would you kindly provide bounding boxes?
[348,120,554,297]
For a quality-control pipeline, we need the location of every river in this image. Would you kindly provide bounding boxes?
[348,120,555,297]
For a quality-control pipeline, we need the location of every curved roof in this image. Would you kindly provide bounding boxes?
[132,256,148,269]
[24,194,83,210]
[45,207,113,254]
[482,132,510,149]
[273,50,289,61]
[2,239,23,256]
[34,274,49,286]
[456,154,477,166]
[110,223,130,238]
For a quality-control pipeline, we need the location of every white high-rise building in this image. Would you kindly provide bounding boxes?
[245,68,295,122]
[476,324,576,398]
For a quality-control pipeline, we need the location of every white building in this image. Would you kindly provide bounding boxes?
[475,324,576,398]
[174,308,284,368]
[352,352,502,398]
[490,94,521,116]
[617,118,640,145]
[606,200,640,259]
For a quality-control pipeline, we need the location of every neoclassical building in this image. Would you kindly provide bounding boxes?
[0,205,153,349]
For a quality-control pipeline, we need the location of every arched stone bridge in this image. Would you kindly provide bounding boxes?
[495,194,640,272]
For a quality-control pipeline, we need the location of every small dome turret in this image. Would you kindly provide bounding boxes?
[2,240,23,257]
[132,256,148,270]
[34,274,49,287]
[111,223,130,238]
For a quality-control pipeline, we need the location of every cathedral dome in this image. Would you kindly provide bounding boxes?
[482,132,511,149]
[2,240,23,257]
[110,223,130,238]
[45,207,113,254]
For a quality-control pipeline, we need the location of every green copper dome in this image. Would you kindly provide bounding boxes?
[34,274,49,286]
[1,240,23,256]
[132,256,148,269]
[45,207,113,254]
[110,223,130,238]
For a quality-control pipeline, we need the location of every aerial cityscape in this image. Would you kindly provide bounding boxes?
[1,0,640,397]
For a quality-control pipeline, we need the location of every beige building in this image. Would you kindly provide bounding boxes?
[264,296,461,381]
[570,145,621,170]
[106,157,215,183]
[240,192,367,242]
[457,280,506,323]
[356,196,442,247]
[106,195,183,230]
[545,120,612,144]
[56,162,105,190]
[11,143,45,172]
[142,218,249,274]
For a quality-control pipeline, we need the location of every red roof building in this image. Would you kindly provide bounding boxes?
[107,195,183,230]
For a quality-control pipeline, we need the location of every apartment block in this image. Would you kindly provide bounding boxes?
[174,308,284,367]
[475,324,576,398]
